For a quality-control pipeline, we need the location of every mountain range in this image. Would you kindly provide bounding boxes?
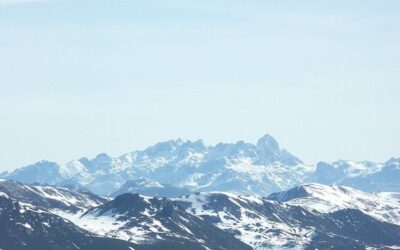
[1,134,399,249]
[1,179,399,249]
[2,135,399,197]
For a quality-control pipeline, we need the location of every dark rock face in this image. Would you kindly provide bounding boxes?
[267,185,310,201]
[306,209,400,249]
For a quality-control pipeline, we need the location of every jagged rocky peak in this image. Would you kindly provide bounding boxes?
[267,185,311,202]
[310,160,380,181]
[256,134,302,165]
[85,193,146,216]
[207,140,256,160]
[385,157,400,167]
[257,134,280,150]
[111,179,191,198]
[181,139,206,151]
[92,153,112,163]
[146,139,184,153]
[143,138,206,157]
[106,193,146,210]
[316,161,331,167]
[80,153,114,173]
[26,160,60,169]
[88,192,179,219]
[314,161,339,172]
[77,157,91,166]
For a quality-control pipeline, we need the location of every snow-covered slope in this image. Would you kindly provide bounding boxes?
[5,161,64,185]
[56,190,400,250]
[69,193,252,250]
[0,185,140,250]
[177,192,315,249]
[306,158,400,192]
[0,179,106,213]
[266,183,400,225]
[176,191,400,249]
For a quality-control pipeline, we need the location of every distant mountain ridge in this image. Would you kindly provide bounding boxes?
[2,134,399,196]
[111,178,191,198]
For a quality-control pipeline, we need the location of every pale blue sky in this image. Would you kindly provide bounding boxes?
[0,0,399,171]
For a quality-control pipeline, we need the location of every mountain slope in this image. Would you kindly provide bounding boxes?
[1,180,251,249]
[0,194,140,250]
[177,192,315,249]
[267,183,400,225]
[1,180,400,250]
[68,193,252,250]
[306,158,400,192]
[177,191,400,249]
[0,179,106,213]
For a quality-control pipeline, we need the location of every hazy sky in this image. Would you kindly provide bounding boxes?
[0,0,399,171]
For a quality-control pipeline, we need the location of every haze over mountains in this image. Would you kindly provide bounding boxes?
[2,0,398,248]
[2,134,399,197]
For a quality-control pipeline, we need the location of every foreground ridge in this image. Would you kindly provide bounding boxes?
[1,179,400,249]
